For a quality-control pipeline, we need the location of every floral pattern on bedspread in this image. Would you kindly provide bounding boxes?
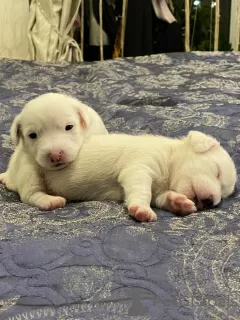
[0,52,239,320]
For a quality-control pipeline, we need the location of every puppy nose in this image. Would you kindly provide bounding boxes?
[201,196,214,209]
[49,150,63,163]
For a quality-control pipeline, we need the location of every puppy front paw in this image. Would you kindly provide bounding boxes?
[0,172,16,191]
[0,172,6,186]
[128,204,157,222]
[36,195,67,210]
[167,192,197,216]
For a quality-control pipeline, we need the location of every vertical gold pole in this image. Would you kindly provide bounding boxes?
[185,0,190,52]
[120,0,128,57]
[99,0,104,61]
[80,0,84,58]
[214,0,220,51]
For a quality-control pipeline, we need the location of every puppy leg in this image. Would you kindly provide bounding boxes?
[153,191,197,216]
[23,191,67,211]
[2,150,66,210]
[17,165,66,210]
[118,166,157,222]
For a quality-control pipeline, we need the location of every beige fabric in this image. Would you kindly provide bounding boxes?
[152,0,176,24]
[28,0,82,62]
[0,0,29,60]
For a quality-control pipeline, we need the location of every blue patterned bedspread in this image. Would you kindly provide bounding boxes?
[0,52,239,320]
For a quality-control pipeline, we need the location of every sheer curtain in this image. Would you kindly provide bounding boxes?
[28,0,82,62]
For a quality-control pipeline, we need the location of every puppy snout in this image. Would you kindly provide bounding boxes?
[201,196,214,209]
[49,150,63,163]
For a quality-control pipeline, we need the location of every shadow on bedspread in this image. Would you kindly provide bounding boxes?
[0,52,239,320]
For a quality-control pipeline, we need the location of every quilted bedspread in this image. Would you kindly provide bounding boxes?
[0,52,239,320]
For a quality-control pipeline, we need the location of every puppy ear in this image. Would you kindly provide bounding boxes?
[74,101,91,130]
[187,131,220,153]
[10,114,22,145]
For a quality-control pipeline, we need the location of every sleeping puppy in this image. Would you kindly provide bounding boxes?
[1,117,237,221]
[0,93,108,209]
[41,131,236,221]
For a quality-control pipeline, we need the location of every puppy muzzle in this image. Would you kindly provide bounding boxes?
[194,196,215,210]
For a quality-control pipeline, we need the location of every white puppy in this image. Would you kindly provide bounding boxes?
[41,131,236,221]
[0,93,108,209]
[1,117,237,222]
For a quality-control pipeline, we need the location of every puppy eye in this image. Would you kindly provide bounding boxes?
[65,125,73,131]
[28,132,37,139]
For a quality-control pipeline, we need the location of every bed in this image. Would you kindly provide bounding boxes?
[0,52,239,320]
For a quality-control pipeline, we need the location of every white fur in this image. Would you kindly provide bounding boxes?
[0,93,108,209]
[0,117,237,222]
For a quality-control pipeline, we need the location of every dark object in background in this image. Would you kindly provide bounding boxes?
[152,12,184,54]
[74,0,116,61]
[115,0,184,58]
[87,0,116,61]
[74,0,184,61]
[115,0,153,57]
[83,45,114,61]
[92,0,117,46]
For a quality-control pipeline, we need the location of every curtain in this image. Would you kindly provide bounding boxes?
[0,0,29,60]
[28,0,82,62]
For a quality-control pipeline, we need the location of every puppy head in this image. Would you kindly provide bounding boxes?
[11,93,92,170]
[170,131,237,211]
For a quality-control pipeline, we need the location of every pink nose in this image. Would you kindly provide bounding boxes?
[49,150,63,163]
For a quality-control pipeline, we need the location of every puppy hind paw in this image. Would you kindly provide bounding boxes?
[128,204,157,222]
